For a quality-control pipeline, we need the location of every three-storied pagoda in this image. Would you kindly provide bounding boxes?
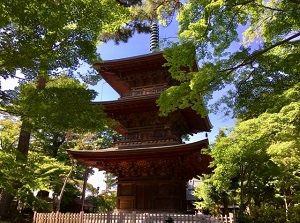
[68,51,213,213]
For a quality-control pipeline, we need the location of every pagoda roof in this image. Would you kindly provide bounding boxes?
[92,95,212,134]
[67,139,212,178]
[93,52,197,96]
[68,139,209,159]
[94,52,166,74]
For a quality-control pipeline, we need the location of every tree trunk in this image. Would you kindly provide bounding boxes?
[0,126,31,220]
[17,127,31,157]
[81,166,89,211]
[56,161,76,212]
[0,76,45,219]
[51,132,66,158]
[284,187,292,222]
[0,191,15,221]
[222,193,229,216]
[239,165,245,214]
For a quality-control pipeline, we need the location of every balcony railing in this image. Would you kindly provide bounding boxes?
[121,85,168,99]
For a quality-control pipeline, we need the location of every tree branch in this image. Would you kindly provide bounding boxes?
[221,31,300,74]
[255,3,286,12]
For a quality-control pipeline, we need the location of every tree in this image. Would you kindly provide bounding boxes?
[86,190,117,213]
[53,128,121,213]
[28,129,115,213]
[0,0,181,88]
[193,174,227,215]
[0,0,132,82]
[198,84,300,221]
[0,76,108,218]
[0,115,71,213]
[0,111,121,215]
[0,1,131,217]
[210,120,279,213]
[157,0,300,120]
[101,0,182,45]
[154,3,300,220]
[87,173,118,212]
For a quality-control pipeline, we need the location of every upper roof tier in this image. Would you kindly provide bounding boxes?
[93,52,197,98]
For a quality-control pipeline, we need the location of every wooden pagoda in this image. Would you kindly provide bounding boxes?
[68,52,212,213]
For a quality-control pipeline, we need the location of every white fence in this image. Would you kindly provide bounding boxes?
[33,212,235,223]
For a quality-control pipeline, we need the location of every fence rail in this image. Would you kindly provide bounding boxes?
[33,212,235,223]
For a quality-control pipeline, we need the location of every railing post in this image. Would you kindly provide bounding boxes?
[223,214,227,223]
[107,212,111,223]
[229,213,234,223]
[55,212,59,223]
[33,211,37,223]
[146,213,150,223]
[132,211,136,223]
[120,212,123,223]
[79,211,84,223]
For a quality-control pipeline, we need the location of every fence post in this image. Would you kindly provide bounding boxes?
[52,212,56,223]
[33,211,37,223]
[120,212,123,223]
[229,213,234,223]
[163,213,167,223]
[55,212,59,223]
[224,214,228,223]
[79,211,84,223]
[132,211,136,223]
[107,212,111,223]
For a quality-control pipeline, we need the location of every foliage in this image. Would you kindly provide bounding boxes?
[73,129,120,212]
[0,74,121,213]
[158,42,210,116]
[129,0,181,25]
[86,191,117,213]
[104,173,118,192]
[196,84,300,220]
[101,0,183,45]
[158,0,300,120]
[98,191,117,212]
[28,122,121,212]
[29,127,120,212]
[56,183,82,213]
[157,2,300,220]
[193,175,223,214]
[249,206,286,223]
[0,115,70,209]
[0,0,131,82]
[4,75,107,133]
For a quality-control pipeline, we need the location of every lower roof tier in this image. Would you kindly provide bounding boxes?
[67,139,212,180]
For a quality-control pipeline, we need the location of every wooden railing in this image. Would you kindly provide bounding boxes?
[33,212,235,223]
[121,85,168,99]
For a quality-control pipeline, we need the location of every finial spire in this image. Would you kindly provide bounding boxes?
[150,22,159,53]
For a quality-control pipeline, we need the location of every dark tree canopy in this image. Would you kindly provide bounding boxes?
[0,0,130,81]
